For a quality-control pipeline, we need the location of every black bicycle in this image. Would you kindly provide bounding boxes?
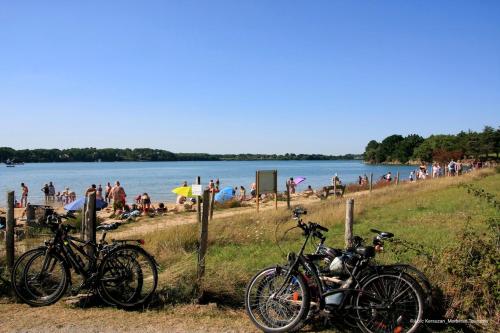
[245,208,425,333]
[11,212,158,308]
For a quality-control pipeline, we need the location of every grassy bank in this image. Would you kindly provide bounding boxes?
[141,169,499,330]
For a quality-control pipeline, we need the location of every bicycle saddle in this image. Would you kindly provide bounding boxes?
[370,229,394,239]
[97,222,120,231]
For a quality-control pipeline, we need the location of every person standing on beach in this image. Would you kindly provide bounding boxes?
[20,183,29,207]
[110,181,126,213]
[96,184,103,200]
[239,186,246,201]
[41,184,50,203]
[105,182,112,203]
[287,177,296,194]
[215,179,220,191]
[208,180,215,192]
[48,182,55,202]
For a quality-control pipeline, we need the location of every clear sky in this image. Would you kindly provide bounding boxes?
[1,0,499,154]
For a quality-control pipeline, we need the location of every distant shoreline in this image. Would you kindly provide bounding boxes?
[0,147,363,164]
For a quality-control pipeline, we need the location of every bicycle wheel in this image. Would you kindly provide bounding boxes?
[11,247,46,303]
[98,244,158,308]
[245,267,310,333]
[356,273,423,333]
[19,249,69,306]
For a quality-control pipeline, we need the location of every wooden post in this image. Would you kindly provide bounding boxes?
[274,171,278,210]
[198,190,210,280]
[345,199,354,248]
[256,171,260,212]
[333,180,337,198]
[81,192,96,257]
[209,190,215,220]
[286,183,290,209]
[196,176,201,224]
[369,173,373,192]
[396,171,400,185]
[6,191,15,271]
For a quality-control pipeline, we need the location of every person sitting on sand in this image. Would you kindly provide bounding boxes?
[156,202,167,214]
[250,183,256,198]
[302,185,314,197]
[176,194,186,205]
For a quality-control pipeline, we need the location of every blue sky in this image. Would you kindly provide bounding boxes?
[1,0,499,154]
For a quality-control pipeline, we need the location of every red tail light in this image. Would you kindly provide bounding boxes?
[138,239,145,245]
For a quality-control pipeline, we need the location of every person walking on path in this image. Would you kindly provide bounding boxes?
[41,184,50,203]
[21,183,29,207]
[448,160,456,176]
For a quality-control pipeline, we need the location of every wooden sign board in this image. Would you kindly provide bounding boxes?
[257,170,277,193]
[256,170,278,211]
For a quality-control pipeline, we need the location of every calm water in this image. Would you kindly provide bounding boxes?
[0,161,421,205]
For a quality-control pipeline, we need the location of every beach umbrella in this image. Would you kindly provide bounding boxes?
[172,186,192,197]
[64,197,108,211]
[293,177,306,185]
[214,186,235,203]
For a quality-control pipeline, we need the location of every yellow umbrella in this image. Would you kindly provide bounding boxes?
[172,186,192,197]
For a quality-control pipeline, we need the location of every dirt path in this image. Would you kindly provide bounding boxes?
[0,301,256,333]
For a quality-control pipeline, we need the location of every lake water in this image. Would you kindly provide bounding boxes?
[0,160,421,205]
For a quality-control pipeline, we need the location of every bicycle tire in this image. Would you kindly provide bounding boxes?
[245,266,310,333]
[17,249,69,306]
[356,273,424,333]
[98,244,158,308]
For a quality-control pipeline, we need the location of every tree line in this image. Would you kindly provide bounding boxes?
[364,126,500,164]
[0,147,362,163]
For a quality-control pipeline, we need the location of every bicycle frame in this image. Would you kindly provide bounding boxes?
[277,227,388,313]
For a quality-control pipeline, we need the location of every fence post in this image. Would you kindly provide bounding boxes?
[286,183,290,209]
[209,190,215,220]
[256,171,260,212]
[396,171,400,185]
[369,173,373,192]
[81,192,96,257]
[198,190,210,280]
[6,191,15,271]
[196,176,201,224]
[345,199,354,248]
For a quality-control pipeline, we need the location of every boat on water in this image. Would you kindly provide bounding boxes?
[4,159,24,167]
